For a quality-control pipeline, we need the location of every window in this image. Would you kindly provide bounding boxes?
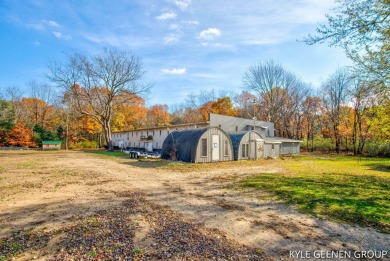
[160,130,162,135]
[147,131,148,135]
[267,129,270,136]
[224,139,229,156]
[242,144,249,158]
[235,126,238,131]
[156,142,158,148]
[272,144,274,150]
[201,139,207,157]
[153,130,155,135]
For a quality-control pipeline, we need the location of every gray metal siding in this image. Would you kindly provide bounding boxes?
[281,142,300,155]
[195,128,233,163]
[264,143,281,158]
[209,113,274,137]
[235,131,263,160]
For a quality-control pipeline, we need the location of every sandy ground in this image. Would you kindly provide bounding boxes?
[0,150,389,260]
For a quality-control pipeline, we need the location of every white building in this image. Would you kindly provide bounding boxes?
[112,113,300,157]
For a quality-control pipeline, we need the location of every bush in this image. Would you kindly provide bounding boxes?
[301,137,334,152]
[70,141,99,149]
[364,141,390,157]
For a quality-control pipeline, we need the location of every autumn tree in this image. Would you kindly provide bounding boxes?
[112,94,147,131]
[48,48,149,151]
[234,91,257,119]
[198,97,237,121]
[146,104,171,127]
[6,121,36,147]
[301,96,322,151]
[321,68,352,153]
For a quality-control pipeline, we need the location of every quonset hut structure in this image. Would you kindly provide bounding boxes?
[228,131,263,160]
[161,126,233,163]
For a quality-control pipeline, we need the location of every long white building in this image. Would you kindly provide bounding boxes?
[112,113,300,157]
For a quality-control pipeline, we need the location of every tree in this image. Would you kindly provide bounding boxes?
[7,121,36,147]
[112,94,147,131]
[243,60,308,137]
[146,104,171,127]
[304,0,390,85]
[48,48,149,151]
[321,68,351,153]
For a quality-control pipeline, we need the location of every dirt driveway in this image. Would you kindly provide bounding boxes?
[0,151,389,260]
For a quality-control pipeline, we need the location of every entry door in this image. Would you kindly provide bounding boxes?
[212,135,220,161]
[256,141,264,159]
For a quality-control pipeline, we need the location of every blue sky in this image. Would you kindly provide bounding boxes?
[0,0,350,106]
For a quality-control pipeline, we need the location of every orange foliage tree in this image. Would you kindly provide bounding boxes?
[146,104,171,127]
[198,97,237,121]
[6,121,36,147]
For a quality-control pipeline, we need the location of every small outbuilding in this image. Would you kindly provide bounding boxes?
[42,140,62,150]
[228,131,264,160]
[161,127,233,163]
[265,137,301,155]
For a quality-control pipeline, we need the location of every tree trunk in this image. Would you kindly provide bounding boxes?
[352,108,358,155]
[103,121,113,151]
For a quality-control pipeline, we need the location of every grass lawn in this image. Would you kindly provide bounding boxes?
[240,155,390,233]
[86,150,129,159]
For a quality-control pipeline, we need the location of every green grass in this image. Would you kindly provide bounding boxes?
[240,155,390,233]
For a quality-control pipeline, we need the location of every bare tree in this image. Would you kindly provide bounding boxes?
[48,48,149,151]
[28,81,57,127]
[243,60,307,137]
[322,68,351,153]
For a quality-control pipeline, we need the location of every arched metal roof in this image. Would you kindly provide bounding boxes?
[228,130,263,160]
[161,127,210,162]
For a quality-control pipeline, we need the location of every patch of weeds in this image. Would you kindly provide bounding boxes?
[133,248,142,254]
[17,162,41,169]
[88,250,98,257]
[0,229,50,258]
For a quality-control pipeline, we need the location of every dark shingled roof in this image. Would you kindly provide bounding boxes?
[161,127,210,163]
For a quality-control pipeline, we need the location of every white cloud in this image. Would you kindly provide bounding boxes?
[186,20,199,26]
[198,28,221,40]
[164,33,181,44]
[171,0,192,10]
[169,24,180,30]
[201,42,222,47]
[156,12,177,20]
[52,31,71,40]
[44,20,59,27]
[161,68,187,75]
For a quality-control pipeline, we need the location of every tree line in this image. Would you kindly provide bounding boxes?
[1,57,388,155]
[1,0,389,155]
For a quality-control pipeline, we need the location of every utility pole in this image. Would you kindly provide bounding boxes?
[252,99,257,131]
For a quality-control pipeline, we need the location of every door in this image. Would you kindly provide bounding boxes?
[144,142,153,152]
[212,135,220,161]
[256,140,264,159]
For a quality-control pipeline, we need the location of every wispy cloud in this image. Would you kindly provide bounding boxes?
[161,68,187,75]
[164,33,181,44]
[198,28,221,41]
[51,31,71,40]
[44,20,59,27]
[156,12,177,20]
[170,0,192,10]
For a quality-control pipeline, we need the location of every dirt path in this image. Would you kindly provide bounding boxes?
[1,151,389,260]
